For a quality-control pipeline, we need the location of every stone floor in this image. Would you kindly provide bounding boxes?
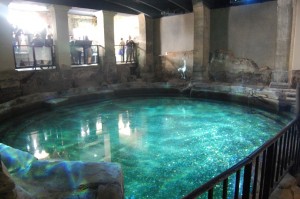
[270,172,300,199]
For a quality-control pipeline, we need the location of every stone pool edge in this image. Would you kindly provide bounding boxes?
[0,82,294,122]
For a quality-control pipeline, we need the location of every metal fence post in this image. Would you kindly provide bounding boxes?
[297,83,300,117]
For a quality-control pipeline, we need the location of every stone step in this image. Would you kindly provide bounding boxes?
[269,82,290,89]
[285,97,296,103]
[285,92,296,98]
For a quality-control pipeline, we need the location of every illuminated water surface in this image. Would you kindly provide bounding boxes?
[1,97,290,199]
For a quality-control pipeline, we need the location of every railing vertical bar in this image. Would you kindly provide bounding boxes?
[259,150,267,199]
[287,129,292,165]
[295,122,300,169]
[242,162,252,199]
[51,46,54,66]
[13,46,17,69]
[234,170,241,199]
[122,45,125,63]
[292,123,299,174]
[275,136,283,181]
[293,123,298,161]
[208,188,213,199]
[285,129,289,167]
[259,151,267,199]
[280,133,286,176]
[289,128,293,164]
[96,45,100,65]
[252,156,260,199]
[32,46,37,70]
[270,140,278,188]
[223,178,228,199]
[290,124,296,163]
[262,143,275,199]
[283,132,288,171]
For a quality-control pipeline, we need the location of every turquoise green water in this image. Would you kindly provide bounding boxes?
[0,97,290,199]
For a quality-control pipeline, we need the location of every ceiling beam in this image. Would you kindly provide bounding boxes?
[103,0,162,17]
[168,0,191,12]
[23,0,138,14]
[137,0,163,12]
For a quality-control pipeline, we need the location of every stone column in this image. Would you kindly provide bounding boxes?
[192,0,210,81]
[138,14,154,77]
[290,0,300,78]
[49,5,71,69]
[297,83,300,116]
[0,0,15,72]
[95,11,116,82]
[274,0,293,82]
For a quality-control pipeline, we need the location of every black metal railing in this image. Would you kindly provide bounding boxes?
[115,44,138,64]
[13,43,140,69]
[182,117,300,199]
[13,44,105,69]
[13,45,55,69]
[70,45,104,66]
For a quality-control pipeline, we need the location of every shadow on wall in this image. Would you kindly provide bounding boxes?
[155,51,193,81]
[210,7,229,56]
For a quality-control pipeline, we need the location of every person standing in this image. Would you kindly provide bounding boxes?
[83,36,92,64]
[44,34,53,47]
[44,34,54,65]
[119,38,125,62]
[31,34,44,65]
[126,36,134,63]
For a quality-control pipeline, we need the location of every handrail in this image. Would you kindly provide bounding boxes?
[13,45,55,70]
[14,43,140,69]
[70,44,104,66]
[13,44,105,69]
[182,117,300,199]
[114,44,138,63]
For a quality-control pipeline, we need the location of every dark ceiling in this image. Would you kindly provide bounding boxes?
[24,0,275,18]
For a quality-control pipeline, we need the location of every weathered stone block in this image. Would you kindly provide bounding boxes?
[0,161,16,196]
[0,143,124,199]
[209,50,272,85]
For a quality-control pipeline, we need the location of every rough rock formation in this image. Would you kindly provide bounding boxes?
[0,144,124,199]
[0,160,16,199]
[209,50,272,85]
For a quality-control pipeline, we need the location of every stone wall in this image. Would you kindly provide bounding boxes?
[291,70,300,88]
[209,50,272,85]
[291,0,300,71]
[0,66,125,104]
[154,13,194,55]
[210,1,277,68]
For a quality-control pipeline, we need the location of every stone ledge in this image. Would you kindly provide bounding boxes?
[0,143,124,199]
[0,82,296,123]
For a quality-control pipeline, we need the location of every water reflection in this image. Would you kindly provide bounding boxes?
[20,112,143,162]
[118,112,144,149]
[104,134,111,162]
[118,113,131,136]
[80,120,90,137]
[96,117,103,135]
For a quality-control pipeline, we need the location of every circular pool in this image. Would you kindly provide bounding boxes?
[0,96,290,199]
